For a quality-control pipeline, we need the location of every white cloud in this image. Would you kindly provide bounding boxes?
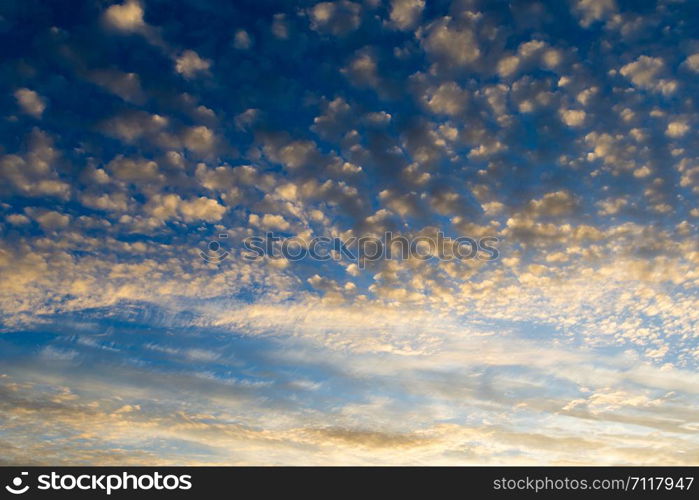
[250,213,291,231]
[542,48,563,69]
[175,50,211,78]
[496,55,520,78]
[421,17,480,68]
[32,210,71,230]
[88,70,145,104]
[343,50,382,89]
[683,53,699,73]
[309,1,361,36]
[14,88,46,118]
[100,111,168,143]
[233,29,252,50]
[183,126,216,154]
[527,191,578,217]
[272,13,289,39]
[107,155,163,183]
[103,0,145,32]
[596,197,628,216]
[178,197,227,222]
[235,108,260,131]
[388,0,425,30]
[0,129,70,198]
[560,109,587,127]
[80,192,130,212]
[633,165,652,178]
[666,120,689,138]
[422,81,469,115]
[572,0,617,28]
[620,56,678,95]
[6,214,30,225]
[146,194,226,222]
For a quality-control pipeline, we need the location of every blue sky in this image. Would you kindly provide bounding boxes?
[1,0,699,464]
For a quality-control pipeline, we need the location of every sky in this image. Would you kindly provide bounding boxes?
[1,0,699,465]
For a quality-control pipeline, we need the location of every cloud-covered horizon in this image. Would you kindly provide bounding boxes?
[1,0,698,464]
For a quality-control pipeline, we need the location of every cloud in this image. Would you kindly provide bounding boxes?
[388,0,425,30]
[527,191,578,217]
[249,213,291,231]
[596,197,628,216]
[0,129,69,198]
[560,109,586,127]
[103,0,145,32]
[497,55,520,78]
[31,210,71,231]
[183,126,216,154]
[175,50,211,78]
[87,70,145,104]
[572,0,617,28]
[107,155,163,183]
[14,88,46,118]
[683,53,699,73]
[5,214,30,225]
[421,81,469,115]
[80,192,131,212]
[496,40,563,79]
[666,120,689,138]
[100,110,169,143]
[146,194,226,222]
[233,29,252,50]
[272,13,290,39]
[343,49,383,90]
[178,197,227,222]
[309,1,362,36]
[620,56,678,95]
[421,17,480,68]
